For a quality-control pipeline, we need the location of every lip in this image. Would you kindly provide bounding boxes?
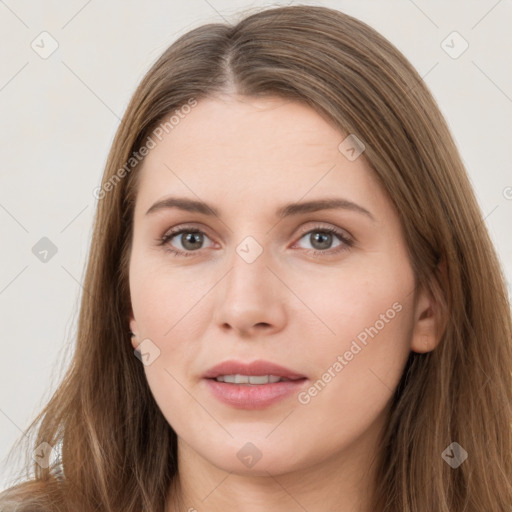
[202,359,306,380]
[202,359,308,410]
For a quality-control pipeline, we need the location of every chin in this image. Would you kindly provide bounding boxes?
[197,440,308,477]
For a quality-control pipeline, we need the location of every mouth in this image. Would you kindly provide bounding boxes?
[203,359,307,381]
[210,374,302,384]
[202,359,308,409]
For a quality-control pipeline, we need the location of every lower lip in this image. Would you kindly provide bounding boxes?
[204,378,308,409]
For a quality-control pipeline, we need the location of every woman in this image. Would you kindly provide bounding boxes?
[1,5,511,511]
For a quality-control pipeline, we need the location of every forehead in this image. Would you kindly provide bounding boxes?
[134,95,384,216]
[150,95,342,158]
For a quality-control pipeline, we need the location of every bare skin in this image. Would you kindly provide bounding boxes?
[128,94,442,512]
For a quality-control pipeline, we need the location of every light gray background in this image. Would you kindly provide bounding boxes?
[1,0,511,491]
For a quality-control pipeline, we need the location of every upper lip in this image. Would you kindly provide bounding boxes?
[203,359,307,380]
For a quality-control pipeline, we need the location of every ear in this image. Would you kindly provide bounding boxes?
[410,260,447,353]
[128,310,139,350]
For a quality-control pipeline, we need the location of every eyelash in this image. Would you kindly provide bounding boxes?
[157,224,354,258]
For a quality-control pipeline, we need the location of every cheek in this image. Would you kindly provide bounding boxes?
[287,266,414,454]
[291,256,415,385]
[129,251,205,338]
[129,256,213,404]
[131,266,206,430]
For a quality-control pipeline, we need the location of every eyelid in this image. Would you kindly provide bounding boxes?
[293,221,353,241]
[161,222,217,241]
[161,221,353,243]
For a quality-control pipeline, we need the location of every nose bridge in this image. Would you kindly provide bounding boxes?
[213,233,286,333]
[225,234,272,300]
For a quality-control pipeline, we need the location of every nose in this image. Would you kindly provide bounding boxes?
[212,244,287,337]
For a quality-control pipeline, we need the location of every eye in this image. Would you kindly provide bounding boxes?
[158,224,354,258]
[159,227,214,257]
[293,225,353,256]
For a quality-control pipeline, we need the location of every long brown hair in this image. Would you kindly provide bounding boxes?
[1,5,511,511]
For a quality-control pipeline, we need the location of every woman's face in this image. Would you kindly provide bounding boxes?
[128,95,436,477]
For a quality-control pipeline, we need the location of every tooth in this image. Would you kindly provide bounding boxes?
[248,375,269,384]
[234,374,249,384]
[216,374,289,384]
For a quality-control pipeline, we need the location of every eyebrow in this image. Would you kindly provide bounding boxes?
[145,196,375,221]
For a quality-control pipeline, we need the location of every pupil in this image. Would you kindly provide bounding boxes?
[182,232,203,250]
[311,232,331,250]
